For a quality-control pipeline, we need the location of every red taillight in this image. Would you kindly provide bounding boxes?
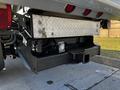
[83,9,92,16]
[0,4,12,30]
[65,4,76,13]
[96,12,103,18]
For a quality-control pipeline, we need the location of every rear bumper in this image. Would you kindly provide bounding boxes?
[18,45,100,72]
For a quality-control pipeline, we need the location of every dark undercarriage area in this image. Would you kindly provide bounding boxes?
[0,9,100,72]
[0,31,100,72]
[18,36,100,72]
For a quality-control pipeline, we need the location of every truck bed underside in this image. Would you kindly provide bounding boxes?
[1,0,120,20]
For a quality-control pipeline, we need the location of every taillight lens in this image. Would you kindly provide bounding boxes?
[96,12,103,18]
[83,9,92,16]
[0,4,12,30]
[65,4,76,13]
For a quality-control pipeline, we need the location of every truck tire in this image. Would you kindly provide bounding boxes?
[0,41,4,71]
[0,60,4,71]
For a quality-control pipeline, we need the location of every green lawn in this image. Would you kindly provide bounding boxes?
[94,37,120,59]
[94,37,120,51]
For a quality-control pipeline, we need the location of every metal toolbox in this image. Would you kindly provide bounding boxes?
[32,14,100,38]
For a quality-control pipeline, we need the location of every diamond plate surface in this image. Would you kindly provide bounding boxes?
[32,15,100,38]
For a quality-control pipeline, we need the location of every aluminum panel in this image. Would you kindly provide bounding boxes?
[32,15,100,38]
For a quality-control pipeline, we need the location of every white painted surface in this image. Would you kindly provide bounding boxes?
[0,0,120,20]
